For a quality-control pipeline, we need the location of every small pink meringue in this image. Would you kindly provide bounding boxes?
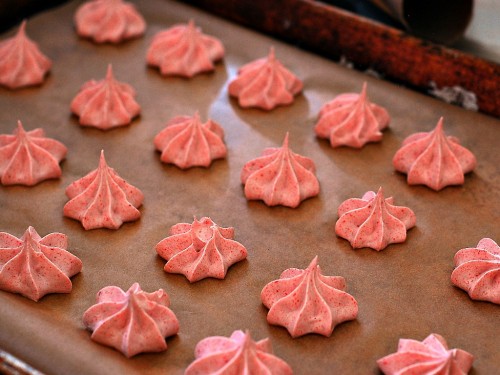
[0,21,52,89]
[154,112,226,169]
[377,333,474,375]
[156,217,247,283]
[0,121,67,186]
[185,330,293,375]
[146,19,224,78]
[83,283,179,357]
[70,64,141,130]
[0,226,82,301]
[63,150,144,230]
[451,238,500,305]
[335,188,416,251]
[314,82,390,148]
[393,117,476,191]
[228,47,303,110]
[241,133,319,208]
[74,0,146,43]
[261,256,358,338]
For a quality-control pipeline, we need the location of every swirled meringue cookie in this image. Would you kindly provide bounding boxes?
[314,82,390,148]
[377,333,474,375]
[71,64,140,130]
[451,238,500,304]
[335,188,416,251]
[393,117,476,191]
[74,0,146,43]
[83,283,179,357]
[0,226,82,301]
[261,256,358,338]
[0,21,51,89]
[228,47,303,110]
[156,217,247,283]
[154,112,226,169]
[185,330,293,375]
[241,133,319,208]
[0,121,67,186]
[146,20,224,78]
[63,150,144,230]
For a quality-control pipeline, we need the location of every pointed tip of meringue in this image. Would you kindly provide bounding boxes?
[188,19,196,28]
[128,282,141,294]
[360,82,368,99]
[282,132,290,148]
[105,64,114,80]
[18,20,27,35]
[16,120,26,133]
[307,255,319,270]
[435,117,445,132]
[268,46,276,62]
[25,225,36,235]
[242,330,253,347]
[98,150,108,167]
[24,225,38,240]
[375,186,385,199]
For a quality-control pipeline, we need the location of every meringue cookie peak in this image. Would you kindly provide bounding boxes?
[0,226,82,301]
[377,333,474,375]
[146,19,224,78]
[71,64,141,130]
[393,117,476,191]
[154,112,227,169]
[74,0,146,43]
[0,20,52,89]
[228,47,303,110]
[156,217,247,283]
[315,82,390,148]
[83,283,179,357]
[0,121,67,186]
[451,238,500,304]
[63,150,144,230]
[241,133,319,208]
[335,188,416,251]
[261,256,358,338]
[185,330,293,375]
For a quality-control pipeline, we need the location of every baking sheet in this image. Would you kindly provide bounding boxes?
[0,1,499,374]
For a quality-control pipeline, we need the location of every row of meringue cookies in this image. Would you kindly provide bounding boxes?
[1,222,491,374]
[0,14,478,193]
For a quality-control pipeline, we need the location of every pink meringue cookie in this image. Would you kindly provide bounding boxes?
[241,133,319,208]
[0,21,52,89]
[228,47,303,110]
[261,256,358,338]
[154,112,226,169]
[185,330,293,375]
[146,19,224,78]
[335,188,416,251]
[70,64,141,130]
[0,226,82,301]
[156,217,247,283]
[314,82,390,148]
[63,150,144,230]
[0,121,67,186]
[451,238,500,304]
[83,283,179,357]
[377,333,474,375]
[74,0,146,43]
[393,117,476,191]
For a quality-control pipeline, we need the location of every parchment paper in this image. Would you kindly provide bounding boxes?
[0,1,499,374]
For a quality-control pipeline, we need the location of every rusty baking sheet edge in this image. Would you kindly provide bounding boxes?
[177,0,500,118]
